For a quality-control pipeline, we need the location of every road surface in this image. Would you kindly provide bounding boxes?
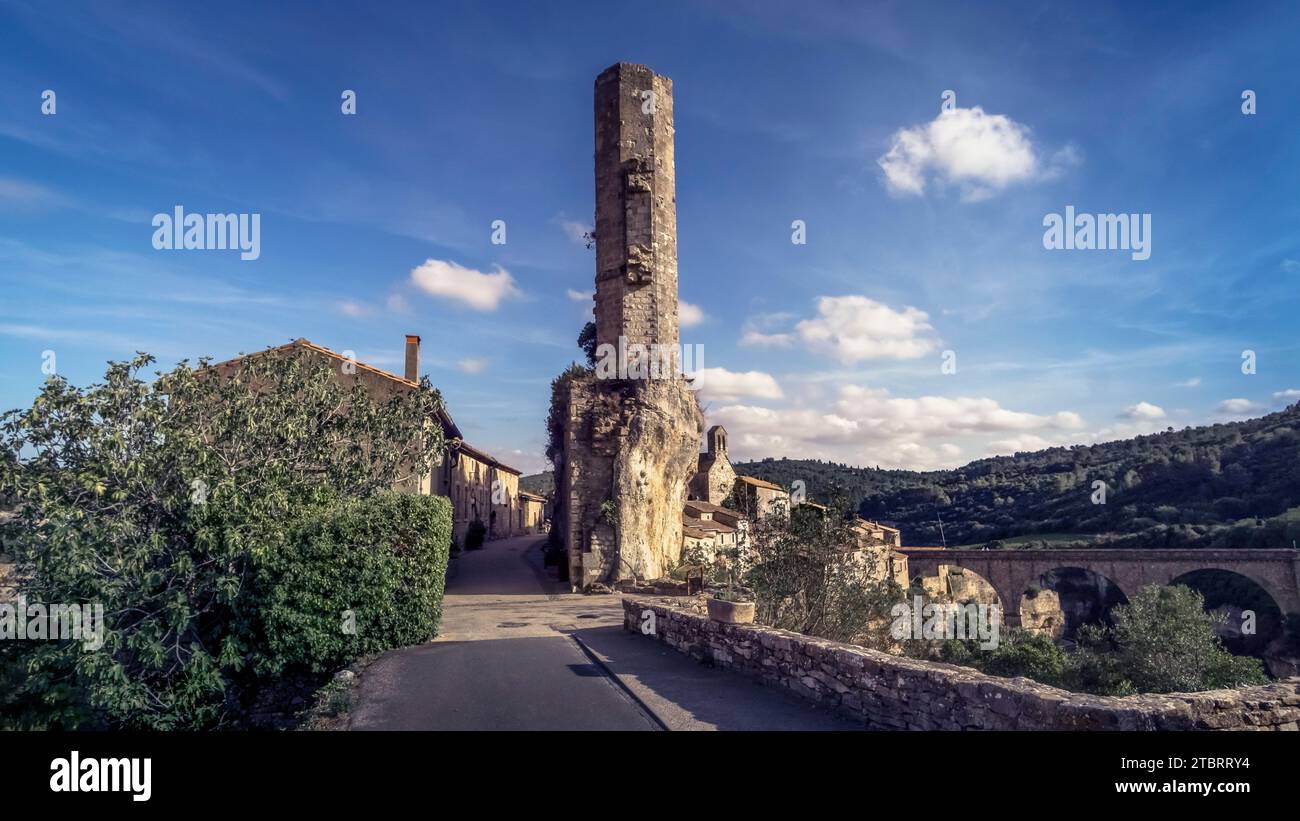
[348,533,853,731]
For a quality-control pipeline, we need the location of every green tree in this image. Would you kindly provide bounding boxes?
[0,347,446,729]
[577,321,598,368]
[744,499,902,648]
[1072,584,1269,695]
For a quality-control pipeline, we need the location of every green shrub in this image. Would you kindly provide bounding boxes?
[905,586,1270,697]
[0,349,446,729]
[982,630,1070,687]
[1071,584,1270,695]
[745,498,902,648]
[465,519,487,550]
[257,492,451,674]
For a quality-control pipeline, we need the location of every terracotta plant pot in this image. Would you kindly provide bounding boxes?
[707,597,755,624]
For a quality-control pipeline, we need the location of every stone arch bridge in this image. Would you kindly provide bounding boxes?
[898,547,1300,626]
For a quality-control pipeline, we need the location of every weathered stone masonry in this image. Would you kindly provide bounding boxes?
[558,64,704,589]
[625,598,1300,730]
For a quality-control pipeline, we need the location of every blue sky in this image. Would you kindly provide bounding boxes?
[2,0,1298,473]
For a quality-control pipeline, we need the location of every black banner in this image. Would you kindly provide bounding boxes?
[6,730,1291,809]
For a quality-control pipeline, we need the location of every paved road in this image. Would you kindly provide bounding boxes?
[348,533,853,731]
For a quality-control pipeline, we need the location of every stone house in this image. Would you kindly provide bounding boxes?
[682,499,743,557]
[206,335,528,546]
[852,518,902,548]
[438,438,522,543]
[732,475,789,521]
[689,426,736,505]
[517,490,549,535]
[679,425,911,588]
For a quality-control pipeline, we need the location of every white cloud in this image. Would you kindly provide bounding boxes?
[679,300,705,328]
[386,292,411,314]
[409,258,521,311]
[457,357,487,374]
[707,383,1083,470]
[695,367,784,402]
[1281,259,1300,273]
[1216,397,1266,417]
[877,107,1071,201]
[987,434,1061,454]
[566,289,592,302]
[740,327,794,348]
[337,300,372,318]
[795,296,938,363]
[1122,401,1166,421]
[1177,377,1201,388]
[1273,388,1300,403]
[740,312,796,348]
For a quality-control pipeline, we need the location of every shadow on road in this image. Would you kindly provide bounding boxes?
[570,625,857,731]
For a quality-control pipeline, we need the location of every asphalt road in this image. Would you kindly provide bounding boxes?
[348,634,656,730]
[348,533,853,731]
[349,533,654,730]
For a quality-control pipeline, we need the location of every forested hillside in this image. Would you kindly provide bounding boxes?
[520,472,554,497]
[734,403,1300,550]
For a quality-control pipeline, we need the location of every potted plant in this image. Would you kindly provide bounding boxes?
[706,544,754,624]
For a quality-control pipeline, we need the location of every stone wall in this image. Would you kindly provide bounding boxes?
[624,597,1300,730]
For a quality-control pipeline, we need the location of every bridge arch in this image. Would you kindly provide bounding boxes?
[1168,568,1284,656]
[1027,566,1128,639]
[911,564,1003,610]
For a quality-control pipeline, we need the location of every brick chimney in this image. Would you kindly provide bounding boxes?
[404,334,420,382]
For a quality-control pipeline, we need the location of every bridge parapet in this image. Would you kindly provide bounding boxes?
[899,547,1300,618]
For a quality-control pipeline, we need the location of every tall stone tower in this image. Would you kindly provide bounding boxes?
[555,63,704,590]
[593,63,680,364]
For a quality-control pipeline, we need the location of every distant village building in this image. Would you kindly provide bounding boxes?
[518,490,549,535]
[682,424,909,586]
[690,426,737,505]
[733,474,788,521]
[682,500,742,553]
[206,335,531,546]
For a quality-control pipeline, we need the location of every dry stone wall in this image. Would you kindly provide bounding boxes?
[624,597,1300,730]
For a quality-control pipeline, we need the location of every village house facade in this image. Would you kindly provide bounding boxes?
[207,335,534,546]
[682,424,909,586]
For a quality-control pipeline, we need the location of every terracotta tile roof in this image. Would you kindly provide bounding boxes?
[454,440,522,476]
[203,338,524,475]
[205,336,419,387]
[736,475,783,492]
[684,499,730,513]
[683,526,712,540]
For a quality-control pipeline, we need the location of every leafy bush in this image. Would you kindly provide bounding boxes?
[257,492,450,674]
[911,585,1270,696]
[465,519,487,550]
[0,348,446,729]
[1070,584,1269,695]
[745,499,902,648]
[981,630,1070,686]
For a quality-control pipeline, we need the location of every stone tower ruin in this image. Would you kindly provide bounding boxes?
[555,62,704,590]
